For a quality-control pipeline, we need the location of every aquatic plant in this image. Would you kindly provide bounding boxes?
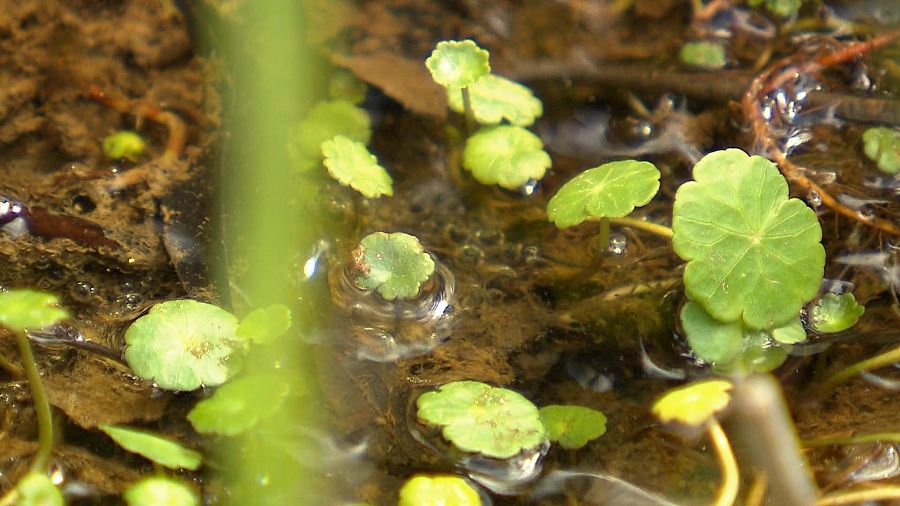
[321,135,393,198]
[861,127,900,175]
[747,0,801,18]
[99,424,202,470]
[652,380,738,506]
[187,374,290,436]
[124,475,198,506]
[398,474,482,506]
[463,125,552,190]
[810,292,865,333]
[416,380,546,459]
[102,130,147,162]
[124,299,241,391]
[286,99,372,172]
[12,472,64,506]
[426,39,490,129]
[351,232,436,301]
[679,41,727,70]
[447,74,543,127]
[538,405,607,450]
[235,304,292,345]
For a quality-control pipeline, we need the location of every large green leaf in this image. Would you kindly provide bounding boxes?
[416,381,546,459]
[680,301,743,364]
[425,40,490,89]
[99,424,202,470]
[539,405,607,450]
[463,125,551,190]
[547,160,660,228]
[398,475,482,506]
[321,135,393,198]
[672,149,825,329]
[354,232,435,301]
[124,300,240,391]
[447,75,543,126]
[0,290,68,333]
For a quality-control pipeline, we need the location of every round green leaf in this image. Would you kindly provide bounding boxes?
[16,473,63,506]
[99,424,202,470]
[652,380,732,427]
[416,381,547,459]
[718,330,791,374]
[0,289,69,333]
[322,135,393,198]
[124,476,198,506]
[398,474,482,506]
[679,41,726,70]
[124,299,240,391]
[861,127,900,175]
[447,75,543,126]
[811,292,866,333]
[672,149,825,329]
[681,301,743,365]
[286,100,371,172]
[539,405,607,450]
[187,374,289,436]
[425,40,490,89]
[770,316,806,344]
[236,304,292,344]
[547,160,661,228]
[102,131,147,162]
[463,125,552,190]
[354,232,435,301]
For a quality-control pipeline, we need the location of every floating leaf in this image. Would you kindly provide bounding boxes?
[681,301,743,365]
[187,374,289,436]
[770,316,806,344]
[0,289,69,333]
[124,476,198,506]
[547,160,660,228]
[286,100,372,172]
[353,232,435,301]
[463,125,552,190]
[425,40,490,89]
[416,380,546,459]
[398,474,482,506]
[16,473,63,506]
[103,131,147,162]
[99,424,202,470]
[720,330,791,373]
[679,41,726,70]
[672,149,825,329]
[861,127,900,175]
[748,0,801,17]
[236,304,292,345]
[124,299,240,391]
[539,405,607,450]
[447,75,543,126]
[652,380,732,427]
[322,135,393,198]
[811,292,865,333]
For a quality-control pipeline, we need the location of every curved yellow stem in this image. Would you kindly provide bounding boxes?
[707,418,739,506]
[816,486,900,506]
[608,216,674,239]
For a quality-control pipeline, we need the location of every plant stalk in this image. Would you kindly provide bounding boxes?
[816,486,900,506]
[15,330,53,473]
[819,344,900,392]
[707,418,739,506]
[597,217,611,255]
[608,216,673,239]
[461,86,475,135]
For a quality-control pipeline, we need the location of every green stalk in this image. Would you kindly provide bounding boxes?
[608,216,674,239]
[597,217,610,255]
[707,418,739,506]
[15,330,53,473]
[819,344,900,392]
[461,86,475,135]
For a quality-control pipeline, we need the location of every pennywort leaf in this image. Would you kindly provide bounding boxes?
[286,100,372,172]
[861,127,900,175]
[124,476,198,506]
[99,424,202,470]
[811,292,865,333]
[236,304,292,345]
[447,75,543,127]
[353,232,435,301]
[463,125,552,190]
[187,374,289,436]
[426,40,490,89]
[539,405,607,450]
[322,135,393,198]
[652,380,732,427]
[15,473,63,506]
[0,289,68,333]
[398,475,482,506]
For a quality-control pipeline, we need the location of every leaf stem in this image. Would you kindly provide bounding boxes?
[707,418,739,506]
[816,486,900,506]
[15,330,54,473]
[818,344,900,392]
[608,216,674,239]
[461,86,475,135]
[597,217,610,255]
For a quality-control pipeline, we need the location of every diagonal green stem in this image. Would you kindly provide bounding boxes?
[608,216,674,239]
[15,330,53,473]
[819,344,900,392]
[461,86,475,135]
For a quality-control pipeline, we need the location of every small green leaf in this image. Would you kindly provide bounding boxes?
[747,0,801,17]
[99,424,202,470]
[398,474,482,506]
[416,381,546,459]
[103,131,147,162]
[681,301,744,364]
[328,68,368,105]
[425,40,490,89]
[547,160,661,228]
[718,330,791,373]
[447,75,543,126]
[679,41,726,70]
[861,127,900,175]
[672,149,825,329]
[124,476,198,506]
[652,380,732,427]
[770,316,806,344]
[811,292,865,333]
[236,304,292,344]
[322,135,393,198]
[539,405,607,450]
[0,289,69,333]
[124,299,240,391]
[187,374,289,436]
[286,100,372,172]
[353,232,435,301]
[463,125,552,190]
[16,473,63,506]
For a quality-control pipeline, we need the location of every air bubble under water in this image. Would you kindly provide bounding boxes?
[607,233,627,255]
